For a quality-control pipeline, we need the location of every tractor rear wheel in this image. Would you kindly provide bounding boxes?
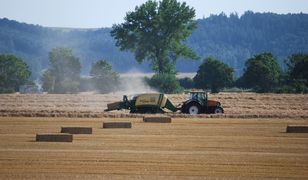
[186,103,201,115]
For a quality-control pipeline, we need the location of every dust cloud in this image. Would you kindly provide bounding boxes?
[117,70,158,95]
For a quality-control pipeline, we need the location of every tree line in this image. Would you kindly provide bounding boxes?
[193,52,308,93]
[146,52,308,94]
[0,48,119,94]
[41,48,119,94]
[0,50,307,94]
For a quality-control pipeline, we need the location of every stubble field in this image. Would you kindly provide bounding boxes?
[0,93,307,179]
[0,92,307,118]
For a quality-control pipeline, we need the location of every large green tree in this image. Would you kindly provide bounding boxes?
[0,54,31,93]
[90,60,119,93]
[111,0,198,74]
[238,52,281,92]
[194,57,234,93]
[41,48,81,93]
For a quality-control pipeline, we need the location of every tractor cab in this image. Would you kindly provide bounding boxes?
[189,91,207,104]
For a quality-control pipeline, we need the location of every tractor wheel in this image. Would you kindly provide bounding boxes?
[214,107,224,114]
[186,103,201,115]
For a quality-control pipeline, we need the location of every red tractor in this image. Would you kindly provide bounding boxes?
[180,91,224,114]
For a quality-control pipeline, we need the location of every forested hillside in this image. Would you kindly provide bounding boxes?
[0,11,307,79]
[185,11,308,75]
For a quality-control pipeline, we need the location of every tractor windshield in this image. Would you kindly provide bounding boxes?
[190,92,206,101]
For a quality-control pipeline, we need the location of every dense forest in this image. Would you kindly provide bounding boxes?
[0,11,307,79]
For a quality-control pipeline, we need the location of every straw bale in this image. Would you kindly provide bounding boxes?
[61,127,92,134]
[103,122,132,128]
[286,125,308,133]
[36,133,73,142]
[143,116,172,123]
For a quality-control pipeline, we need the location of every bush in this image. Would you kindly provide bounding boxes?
[146,73,183,93]
[0,87,15,93]
[291,79,308,93]
[178,77,194,89]
[274,85,294,94]
[221,87,253,92]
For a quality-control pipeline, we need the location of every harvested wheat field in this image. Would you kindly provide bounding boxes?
[0,93,308,118]
[0,117,307,179]
[0,93,308,179]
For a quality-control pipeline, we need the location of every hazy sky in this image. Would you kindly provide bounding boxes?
[1,0,308,28]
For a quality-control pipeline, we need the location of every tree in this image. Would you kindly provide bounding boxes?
[0,54,31,93]
[285,53,308,83]
[285,53,308,92]
[111,0,198,74]
[41,48,81,93]
[193,57,234,93]
[90,60,119,93]
[239,52,281,92]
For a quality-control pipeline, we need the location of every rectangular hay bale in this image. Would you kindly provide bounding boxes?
[286,125,308,133]
[106,101,122,111]
[143,116,172,123]
[103,122,132,128]
[61,127,92,134]
[36,133,73,142]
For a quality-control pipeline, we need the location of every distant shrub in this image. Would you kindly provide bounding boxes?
[178,77,194,89]
[0,87,15,93]
[221,87,253,92]
[146,73,183,93]
[274,81,308,94]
